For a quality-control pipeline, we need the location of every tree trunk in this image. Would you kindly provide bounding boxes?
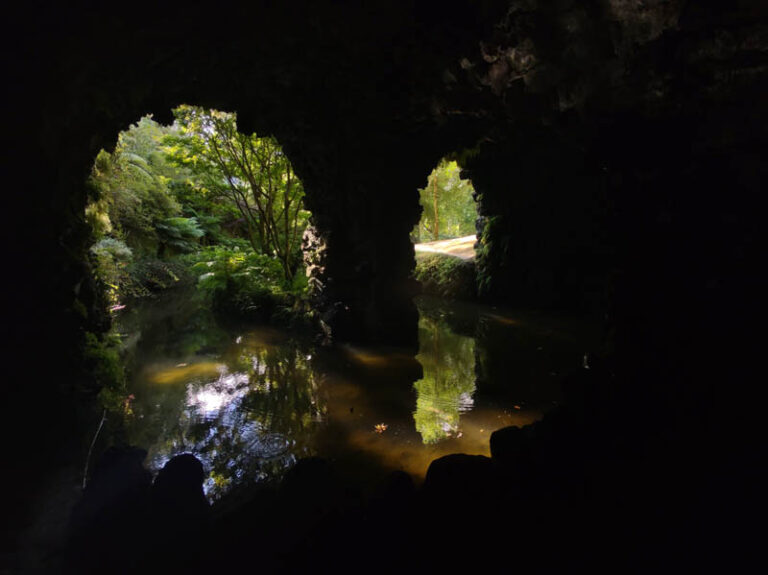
[433,174,439,241]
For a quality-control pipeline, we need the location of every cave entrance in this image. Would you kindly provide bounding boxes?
[412,158,478,300]
[86,106,312,321]
[82,105,321,495]
[80,119,598,501]
[412,158,478,249]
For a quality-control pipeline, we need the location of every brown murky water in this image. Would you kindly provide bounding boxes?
[119,293,599,500]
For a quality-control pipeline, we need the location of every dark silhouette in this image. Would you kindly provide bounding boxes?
[5,1,765,572]
[151,453,210,528]
[67,446,152,573]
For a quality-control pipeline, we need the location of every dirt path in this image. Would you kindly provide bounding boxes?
[414,235,477,261]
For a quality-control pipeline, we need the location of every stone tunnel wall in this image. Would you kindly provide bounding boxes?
[466,126,614,314]
[297,136,429,349]
[4,0,767,465]
[456,1,766,440]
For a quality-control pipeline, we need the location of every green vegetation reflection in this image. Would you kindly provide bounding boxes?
[127,317,322,500]
[413,315,476,444]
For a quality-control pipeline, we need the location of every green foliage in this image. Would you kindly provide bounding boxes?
[184,245,290,319]
[89,237,189,300]
[413,316,476,444]
[122,259,189,298]
[85,109,310,323]
[183,208,225,244]
[85,185,113,239]
[164,105,309,282]
[167,176,232,243]
[91,237,134,261]
[122,303,322,499]
[413,159,476,242]
[83,331,126,411]
[90,238,134,305]
[88,118,183,256]
[414,253,476,300]
[156,216,205,253]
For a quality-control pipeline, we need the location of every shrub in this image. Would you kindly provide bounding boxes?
[82,331,126,411]
[156,216,204,253]
[184,245,290,319]
[90,238,134,305]
[122,258,190,298]
[414,253,476,300]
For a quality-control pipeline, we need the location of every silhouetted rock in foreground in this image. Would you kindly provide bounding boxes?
[67,446,152,573]
[67,450,211,573]
[423,453,497,502]
[490,424,529,461]
[151,453,210,527]
[147,453,211,570]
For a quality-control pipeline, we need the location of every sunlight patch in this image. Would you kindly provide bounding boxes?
[186,371,250,417]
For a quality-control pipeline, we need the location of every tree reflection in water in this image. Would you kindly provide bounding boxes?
[131,335,322,500]
[125,293,583,497]
[413,315,476,444]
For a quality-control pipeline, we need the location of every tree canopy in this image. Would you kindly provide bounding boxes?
[87,117,198,256]
[413,160,476,242]
[164,106,309,281]
[85,108,310,311]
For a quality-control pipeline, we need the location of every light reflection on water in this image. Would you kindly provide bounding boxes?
[414,316,477,443]
[185,370,249,417]
[122,294,595,500]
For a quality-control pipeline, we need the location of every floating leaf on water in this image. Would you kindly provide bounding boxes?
[374,423,388,434]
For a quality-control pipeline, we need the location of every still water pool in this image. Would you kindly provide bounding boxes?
[118,293,599,500]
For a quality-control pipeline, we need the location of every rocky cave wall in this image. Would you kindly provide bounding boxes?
[471,2,766,450]
[4,0,767,468]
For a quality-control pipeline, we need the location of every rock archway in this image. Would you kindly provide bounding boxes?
[7,0,765,409]
[5,3,767,560]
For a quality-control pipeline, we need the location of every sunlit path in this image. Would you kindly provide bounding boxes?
[414,235,476,261]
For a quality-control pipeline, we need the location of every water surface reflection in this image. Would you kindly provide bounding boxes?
[121,294,596,499]
[414,316,476,443]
